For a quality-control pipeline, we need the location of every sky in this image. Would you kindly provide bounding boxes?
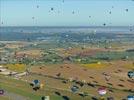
[0,0,134,26]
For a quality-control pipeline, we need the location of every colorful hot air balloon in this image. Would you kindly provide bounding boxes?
[98,87,107,96]
[127,95,134,100]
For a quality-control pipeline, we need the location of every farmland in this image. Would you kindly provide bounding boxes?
[0,27,134,100]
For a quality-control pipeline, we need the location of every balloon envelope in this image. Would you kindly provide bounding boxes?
[0,90,4,95]
[127,95,134,100]
[98,87,107,95]
[33,80,40,85]
[71,86,79,93]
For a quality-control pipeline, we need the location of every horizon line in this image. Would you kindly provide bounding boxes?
[0,25,133,27]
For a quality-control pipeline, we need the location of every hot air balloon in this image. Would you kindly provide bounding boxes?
[71,85,79,93]
[37,5,39,8]
[125,9,128,12]
[98,87,107,96]
[51,7,54,11]
[128,71,134,78]
[127,95,134,100]
[32,17,35,20]
[103,23,106,26]
[72,11,75,14]
[33,79,40,86]
[0,89,4,95]
[40,83,44,89]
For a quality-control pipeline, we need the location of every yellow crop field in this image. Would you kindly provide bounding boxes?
[81,62,108,69]
[5,64,26,72]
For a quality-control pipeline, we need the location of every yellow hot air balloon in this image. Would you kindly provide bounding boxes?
[40,83,44,89]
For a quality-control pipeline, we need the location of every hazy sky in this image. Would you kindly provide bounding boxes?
[0,0,134,26]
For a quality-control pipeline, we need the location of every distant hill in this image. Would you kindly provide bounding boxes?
[0,26,133,41]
